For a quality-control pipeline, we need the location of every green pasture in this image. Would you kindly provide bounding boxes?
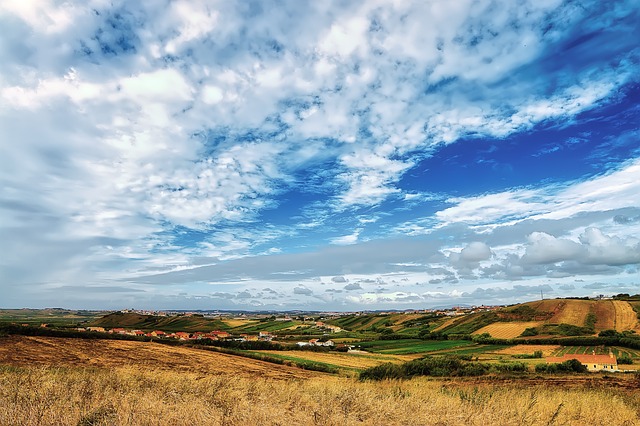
[356,339,472,355]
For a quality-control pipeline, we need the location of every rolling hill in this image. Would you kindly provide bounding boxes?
[443,298,640,338]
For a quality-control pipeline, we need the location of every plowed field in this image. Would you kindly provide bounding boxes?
[0,336,320,380]
[473,321,541,339]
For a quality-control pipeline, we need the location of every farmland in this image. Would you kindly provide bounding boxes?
[355,339,473,355]
[2,334,640,426]
[473,321,542,338]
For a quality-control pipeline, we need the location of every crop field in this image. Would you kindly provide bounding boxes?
[356,339,473,355]
[221,318,255,328]
[473,321,542,338]
[0,309,105,327]
[548,300,592,326]
[0,335,319,380]
[612,300,639,331]
[437,345,512,357]
[431,317,461,331]
[494,345,560,357]
[551,345,640,358]
[254,350,414,371]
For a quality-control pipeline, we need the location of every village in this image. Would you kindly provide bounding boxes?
[75,323,342,348]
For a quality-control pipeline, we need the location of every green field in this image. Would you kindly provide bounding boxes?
[0,309,105,327]
[552,346,640,359]
[356,339,472,355]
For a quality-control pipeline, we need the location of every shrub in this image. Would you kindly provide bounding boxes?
[535,359,587,373]
[617,355,633,365]
[520,327,538,337]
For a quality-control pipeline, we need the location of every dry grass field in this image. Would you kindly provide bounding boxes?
[220,318,255,328]
[432,317,459,332]
[548,299,592,326]
[612,301,639,332]
[493,345,561,357]
[0,336,319,380]
[2,365,640,426]
[255,350,416,370]
[1,336,640,425]
[473,322,542,339]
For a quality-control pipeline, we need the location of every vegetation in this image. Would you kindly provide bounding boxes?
[535,359,588,373]
[1,365,639,426]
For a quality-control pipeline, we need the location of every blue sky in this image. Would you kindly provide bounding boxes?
[1,0,639,310]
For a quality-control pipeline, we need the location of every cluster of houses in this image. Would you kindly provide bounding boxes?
[296,338,335,347]
[80,327,273,342]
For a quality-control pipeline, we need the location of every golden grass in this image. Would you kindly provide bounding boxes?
[0,336,319,380]
[432,317,459,332]
[612,301,639,332]
[548,300,593,326]
[493,345,561,357]
[221,319,256,328]
[473,322,542,339]
[255,350,414,370]
[1,365,639,426]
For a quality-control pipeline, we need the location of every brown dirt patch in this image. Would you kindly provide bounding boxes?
[0,335,321,380]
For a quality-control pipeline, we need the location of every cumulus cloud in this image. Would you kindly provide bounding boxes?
[0,1,639,309]
[293,286,313,296]
[343,283,362,291]
[521,232,585,264]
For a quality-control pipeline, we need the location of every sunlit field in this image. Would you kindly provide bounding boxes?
[1,365,639,426]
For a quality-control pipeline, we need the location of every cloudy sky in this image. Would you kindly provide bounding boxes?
[1,1,639,311]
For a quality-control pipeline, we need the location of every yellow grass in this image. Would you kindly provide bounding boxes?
[1,366,639,426]
[2,335,640,425]
[0,336,319,380]
[221,319,256,328]
[473,322,542,339]
[432,317,459,332]
[612,301,639,332]
[494,345,561,357]
[548,300,593,326]
[255,350,415,370]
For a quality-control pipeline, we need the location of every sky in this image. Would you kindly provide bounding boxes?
[1,0,639,311]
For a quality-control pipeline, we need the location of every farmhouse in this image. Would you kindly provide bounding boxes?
[545,353,618,372]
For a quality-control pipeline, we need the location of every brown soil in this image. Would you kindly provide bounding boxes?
[0,335,321,380]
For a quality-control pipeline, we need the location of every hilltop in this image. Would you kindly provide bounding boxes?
[81,296,640,341]
[431,298,640,339]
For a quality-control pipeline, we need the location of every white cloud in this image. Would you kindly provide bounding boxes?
[521,232,585,264]
[1,0,638,309]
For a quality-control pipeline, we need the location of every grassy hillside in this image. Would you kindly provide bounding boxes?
[441,299,640,338]
[0,309,105,327]
[88,312,229,332]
